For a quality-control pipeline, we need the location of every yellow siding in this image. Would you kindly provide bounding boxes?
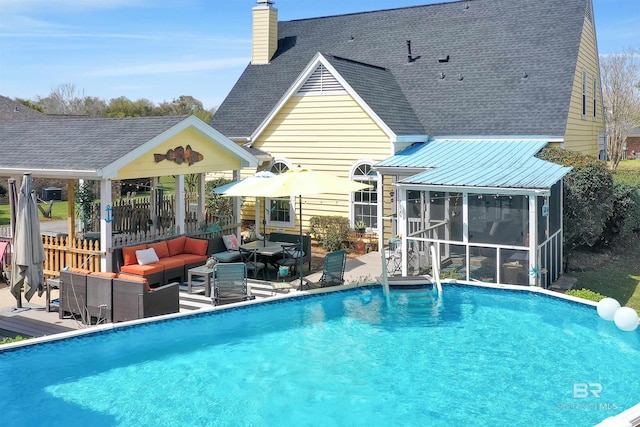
[252,7,277,65]
[564,18,604,155]
[252,94,391,233]
[117,127,242,180]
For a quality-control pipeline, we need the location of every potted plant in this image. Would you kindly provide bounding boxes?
[354,220,367,234]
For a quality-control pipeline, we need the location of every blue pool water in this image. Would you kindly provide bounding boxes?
[1,286,639,426]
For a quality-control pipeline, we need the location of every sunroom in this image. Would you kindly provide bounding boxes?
[374,138,572,288]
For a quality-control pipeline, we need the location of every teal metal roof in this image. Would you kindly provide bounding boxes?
[376,139,572,190]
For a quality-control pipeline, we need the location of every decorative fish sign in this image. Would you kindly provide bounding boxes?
[154,145,204,166]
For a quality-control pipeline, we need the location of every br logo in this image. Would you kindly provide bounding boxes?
[573,382,602,398]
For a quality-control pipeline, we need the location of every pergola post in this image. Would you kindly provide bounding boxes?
[99,179,113,272]
[175,175,185,234]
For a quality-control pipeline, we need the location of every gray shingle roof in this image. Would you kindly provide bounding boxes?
[0,95,46,124]
[0,116,187,173]
[212,0,587,139]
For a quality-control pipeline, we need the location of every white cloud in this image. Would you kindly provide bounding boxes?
[88,57,250,77]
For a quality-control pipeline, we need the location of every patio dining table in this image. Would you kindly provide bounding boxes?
[239,240,288,257]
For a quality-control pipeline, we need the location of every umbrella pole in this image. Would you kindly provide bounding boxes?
[299,196,304,290]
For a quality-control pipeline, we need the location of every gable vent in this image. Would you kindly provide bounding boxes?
[297,64,345,95]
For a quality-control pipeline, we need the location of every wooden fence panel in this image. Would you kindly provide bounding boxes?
[42,235,102,277]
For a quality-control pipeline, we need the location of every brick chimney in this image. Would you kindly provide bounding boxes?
[252,0,278,65]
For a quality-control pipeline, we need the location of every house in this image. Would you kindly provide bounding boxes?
[0,95,46,124]
[0,115,259,273]
[211,0,604,287]
[624,127,640,160]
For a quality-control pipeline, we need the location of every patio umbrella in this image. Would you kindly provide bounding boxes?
[223,167,372,288]
[10,173,46,308]
[213,171,276,245]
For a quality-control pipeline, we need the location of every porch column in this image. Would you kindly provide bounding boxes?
[150,177,160,229]
[175,175,185,234]
[67,179,75,238]
[397,187,408,276]
[377,175,385,252]
[528,195,538,286]
[99,179,113,272]
[197,173,205,224]
[232,170,242,238]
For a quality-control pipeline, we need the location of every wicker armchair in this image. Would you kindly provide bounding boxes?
[112,278,179,323]
[59,270,88,322]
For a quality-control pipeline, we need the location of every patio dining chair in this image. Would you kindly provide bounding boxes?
[239,247,266,279]
[212,262,256,306]
[278,243,302,277]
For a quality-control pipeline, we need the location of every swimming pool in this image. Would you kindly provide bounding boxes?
[1,285,638,426]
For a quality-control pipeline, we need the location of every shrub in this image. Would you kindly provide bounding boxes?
[205,178,233,217]
[599,181,640,246]
[310,216,350,252]
[0,335,29,345]
[564,288,606,302]
[0,183,6,198]
[538,147,614,250]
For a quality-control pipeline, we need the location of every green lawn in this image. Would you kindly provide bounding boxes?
[566,238,640,312]
[0,200,70,226]
[618,159,640,171]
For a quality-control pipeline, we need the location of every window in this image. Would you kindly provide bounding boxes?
[267,160,294,227]
[593,77,597,119]
[582,70,587,117]
[351,162,379,229]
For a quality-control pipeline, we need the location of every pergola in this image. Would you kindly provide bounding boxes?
[0,115,259,272]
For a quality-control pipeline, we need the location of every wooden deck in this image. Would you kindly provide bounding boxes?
[0,313,75,339]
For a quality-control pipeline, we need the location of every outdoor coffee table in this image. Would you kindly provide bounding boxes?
[187,265,215,297]
[46,278,60,312]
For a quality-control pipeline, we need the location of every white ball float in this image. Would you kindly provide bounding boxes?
[613,307,639,332]
[597,297,621,321]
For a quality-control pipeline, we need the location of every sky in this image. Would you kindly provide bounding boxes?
[0,0,638,111]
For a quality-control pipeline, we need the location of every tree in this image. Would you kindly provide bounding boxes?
[600,49,640,171]
[158,95,214,122]
[36,83,87,115]
[537,147,614,265]
[105,96,155,118]
[15,98,45,113]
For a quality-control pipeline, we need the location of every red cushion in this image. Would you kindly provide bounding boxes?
[148,241,170,259]
[68,267,92,275]
[172,253,207,265]
[120,263,164,275]
[166,236,187,256]
[155,257,185,269]
[184,237,208,256]
[117,273,152,291]
[122,244,147,266]
[90,271,117,278]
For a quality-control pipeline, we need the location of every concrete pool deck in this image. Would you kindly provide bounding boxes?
[0,249,386,339]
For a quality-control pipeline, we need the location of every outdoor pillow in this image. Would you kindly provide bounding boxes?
[148,241,170,259]
[166,236,187,256]
[184,237,208,256]
[123,244,147,266]
[136,248,160,265]
[222,234,239,250]
[117,273,152,291]
[90,271,117,278]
